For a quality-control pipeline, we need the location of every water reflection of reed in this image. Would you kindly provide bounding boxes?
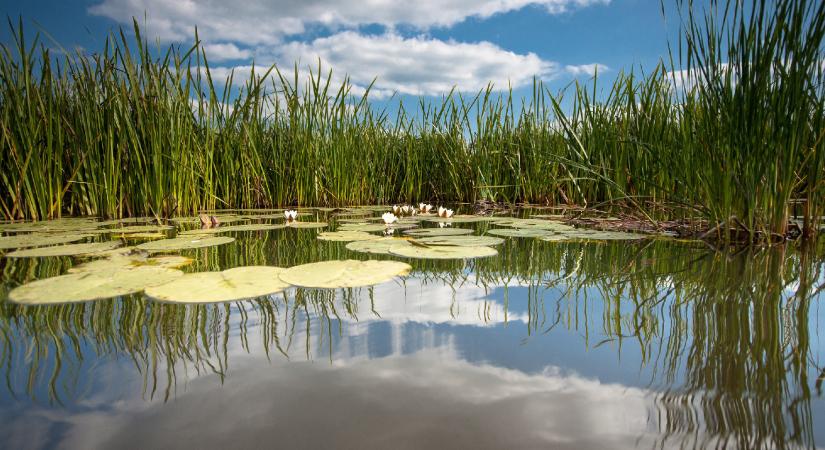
[0,231,823,448]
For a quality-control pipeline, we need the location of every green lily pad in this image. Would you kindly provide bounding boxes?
[486,228,554,238]
[538,235,572,242]
[317,231,381,242]
[403,228,474,237]
[388,244,498,260]
[179,224,287,235]
[117,232,167,240]
[145,266,291,304]
[279,260,411,288]
[425,215,495,223]
[69,254,193,274]
[8,267,184,305]
[5,241,123,258]
[338,223,417,232]
[492,218,575,231]
[560,230,647,240]
[413,235,505,247]
[0,219,102,233]
[345,238,412,255]
[284,221,328,229]
[93,225,173,234]
[136,236,235,252]
[0,233,92,250]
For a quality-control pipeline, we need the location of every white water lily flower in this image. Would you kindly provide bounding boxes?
[419,203,433,213]
[392,205,401,215]
[284,210,298,221]
[437,207,454,218]
[401,205,414,216]
[381,212,398,224]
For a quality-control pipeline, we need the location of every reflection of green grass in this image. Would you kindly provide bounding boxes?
[0,230,823,448]
[1,1,823,241]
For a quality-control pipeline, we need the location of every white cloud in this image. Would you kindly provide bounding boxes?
[90,0,610,43]
[210,32,558,98]
[201,42,252,61]
[565,63,609,77]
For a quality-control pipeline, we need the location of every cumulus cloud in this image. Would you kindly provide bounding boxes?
[209,32,557,98]
[90,0,610,43]
[201,42,252,61]
[565,63,609,77]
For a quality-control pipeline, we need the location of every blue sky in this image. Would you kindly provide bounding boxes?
[1,0,689,102]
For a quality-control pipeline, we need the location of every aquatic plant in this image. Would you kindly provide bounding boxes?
[0,0,822,243]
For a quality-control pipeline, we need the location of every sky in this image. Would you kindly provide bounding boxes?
[0,0,690,104]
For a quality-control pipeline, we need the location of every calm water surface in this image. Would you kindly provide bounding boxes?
[0,210,823,449]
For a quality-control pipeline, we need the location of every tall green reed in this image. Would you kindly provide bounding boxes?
[0,0,822,242]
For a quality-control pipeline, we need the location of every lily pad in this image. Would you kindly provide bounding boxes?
[179,224,287,235]
[317,231,381,242]
[486,228,554,238]
[136,236,235,252]
[560,230,647,240]
[117,232,168,240]
[93,225,173,234]
[7,267,184,305]
[345,238,412,255]
[538,235,572,242]
[338,223,417,232]
[0,219,102,233]
[492,218,575,231]
[6,241,123,258]
[403,228,474,237]
[413,235,505,247]
[425,215,495,223]
[284,221,328,229]
[279,260,411,288]
[389,244,498,260]
[0,233,91,250]
[145,266,291,304]
[69,254,193,274]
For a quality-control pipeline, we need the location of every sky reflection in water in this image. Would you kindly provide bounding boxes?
[0,219,823,450]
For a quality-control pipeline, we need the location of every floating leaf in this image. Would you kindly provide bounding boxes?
[403,228,474,237]
[69,254,193,274]
[389,244,497,259]
[279,260,411,288]
[136,236,234,252]
[6,241,123,258]
[413,235,504,247]
[93,224,173,234]
[492,218,575,231]
[425,215,495,223]
[284,221,328,229]
[559,230,647,241]
[538,235,571,242]
[117,232,167,240]
[179,224,287,235]
[0,219,102,233]
[338,223,417,232]
[317,231,381,242]
[145,266,291,303]
[0,233,91,250]
[486,228,555,238]
[345,238,412,255]
[8,267,184,304]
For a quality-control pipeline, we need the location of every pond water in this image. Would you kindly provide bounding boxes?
[0,208,823,449]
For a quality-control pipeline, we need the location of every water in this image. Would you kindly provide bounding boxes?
[0,210,823,449]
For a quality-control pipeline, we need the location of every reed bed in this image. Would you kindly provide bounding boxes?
[0,0,823,241]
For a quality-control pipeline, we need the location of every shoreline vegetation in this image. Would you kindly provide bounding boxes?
[1,0,823,243]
